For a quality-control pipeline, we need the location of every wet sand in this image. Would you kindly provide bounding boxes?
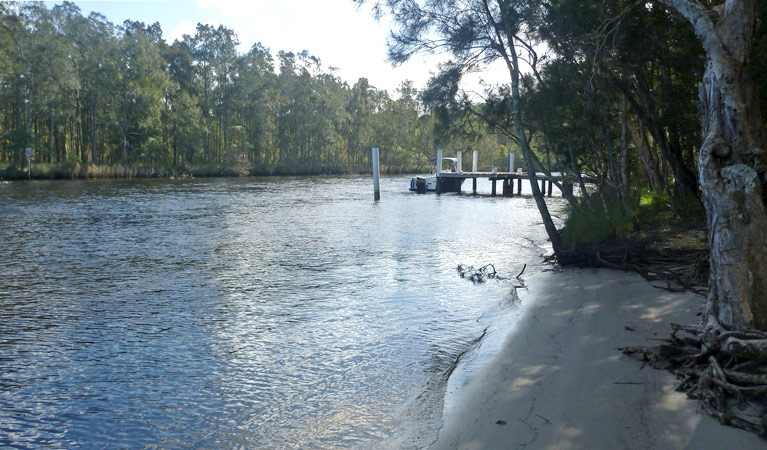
[432,268,765,449]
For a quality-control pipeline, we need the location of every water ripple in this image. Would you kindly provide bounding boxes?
[0,176,563,448]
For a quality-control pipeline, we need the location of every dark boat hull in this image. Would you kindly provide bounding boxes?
[409,176,464,193]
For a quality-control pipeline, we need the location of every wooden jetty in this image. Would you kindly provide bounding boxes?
[430,149,598,196]
[435,171,580,196]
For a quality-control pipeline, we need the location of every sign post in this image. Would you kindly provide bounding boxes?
[25,147,31,180]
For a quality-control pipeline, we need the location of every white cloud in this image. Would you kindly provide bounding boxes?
[188,0,404,89]
[169,20,198,43]
[152,0,511,93]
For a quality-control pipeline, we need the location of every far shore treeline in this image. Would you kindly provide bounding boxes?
[0,2,510,179]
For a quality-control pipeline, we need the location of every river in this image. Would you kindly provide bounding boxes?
[0,175,564,448]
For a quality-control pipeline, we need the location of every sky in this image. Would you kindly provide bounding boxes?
[52,0,508,95]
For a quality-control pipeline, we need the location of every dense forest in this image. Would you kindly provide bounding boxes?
[0,1,513,177]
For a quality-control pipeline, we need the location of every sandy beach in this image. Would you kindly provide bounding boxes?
[432,268,765,449]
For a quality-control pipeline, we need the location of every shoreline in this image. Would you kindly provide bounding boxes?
[438,266,545,430]
[431,268,764,449]
[0,162,419,181]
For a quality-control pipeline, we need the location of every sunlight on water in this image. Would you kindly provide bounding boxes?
[0,175,564,448]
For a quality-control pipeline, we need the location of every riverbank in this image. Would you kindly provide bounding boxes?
[432,268,764,449]
[0,162,419,180]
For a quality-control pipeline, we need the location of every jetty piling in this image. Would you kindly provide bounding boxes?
[372,147,380,201]
[431,150,597,197]
[436,149,443,195]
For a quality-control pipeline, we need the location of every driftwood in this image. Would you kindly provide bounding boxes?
[457,263,528,287]
[621,323,767,437]
[457,264,501,283]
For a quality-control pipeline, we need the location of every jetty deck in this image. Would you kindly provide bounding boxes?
[436,171,599,196]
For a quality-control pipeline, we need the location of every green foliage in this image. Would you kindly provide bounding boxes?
[562,187,706,250]
[0,3,475,176]
[561,191,636,249]
[636,189,705,225]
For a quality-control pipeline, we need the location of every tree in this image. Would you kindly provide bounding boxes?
[111,20,170,165]
[649,0,767,333]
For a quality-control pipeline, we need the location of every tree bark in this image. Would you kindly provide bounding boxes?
[660,0,767,331]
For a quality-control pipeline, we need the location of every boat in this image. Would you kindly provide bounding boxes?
[409,157,465,193]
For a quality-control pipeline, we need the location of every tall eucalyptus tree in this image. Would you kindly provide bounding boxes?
[652,0,767,332]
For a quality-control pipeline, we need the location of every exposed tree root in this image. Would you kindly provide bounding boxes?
[621,324,767,437]
[559,241,708,296]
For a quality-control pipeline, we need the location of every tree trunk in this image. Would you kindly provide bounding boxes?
[620,95,629,194]
[91,90,97,164]
[613,76,699,197]
[661,0,767,331]
[121,133,127,167]
[48,114,54,163]
[629,122,663,191]
[509,55,563,257]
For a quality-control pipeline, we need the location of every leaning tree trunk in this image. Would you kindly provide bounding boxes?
[662,0,767,331]
[508,53,564,257]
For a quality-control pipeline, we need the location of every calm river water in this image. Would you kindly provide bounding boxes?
[0,175,563,448]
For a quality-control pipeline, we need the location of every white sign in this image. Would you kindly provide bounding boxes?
[25,148,31,158]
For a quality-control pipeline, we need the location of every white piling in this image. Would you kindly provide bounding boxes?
[509,152,515,173]
[25,147,31,181]
[472,151,478,172]
[372,147,380,201]
[456,151,462,173]
[436,149,443,175]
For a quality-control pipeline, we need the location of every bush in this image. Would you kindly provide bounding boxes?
[562,187,706,250]
[561,189,635,249]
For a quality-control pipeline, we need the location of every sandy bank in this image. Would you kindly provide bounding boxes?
[432,268,765,449]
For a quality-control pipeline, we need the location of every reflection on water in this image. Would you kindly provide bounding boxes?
[0,176,562,448]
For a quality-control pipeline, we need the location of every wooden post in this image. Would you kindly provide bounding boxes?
[372,147,380,201]
[436,149,442,195]
[547,179,553,197]
[540,178,546,192]
[491,179,496,197]
[502,179,509,196]
[472,177,477,194]
[25,147,31,181]
[491,168,497,197]
[472,150,478,172]
[517,176,522,194]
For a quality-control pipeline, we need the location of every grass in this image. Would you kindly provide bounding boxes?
[0,161,417,180]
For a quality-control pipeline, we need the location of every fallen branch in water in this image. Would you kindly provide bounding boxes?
[457,264,500,283]
[516,264,527,280]
[457,263,529,284]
